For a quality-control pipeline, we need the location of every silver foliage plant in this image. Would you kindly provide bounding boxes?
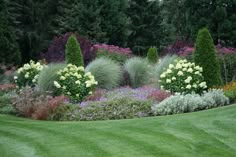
[152,89,229,116]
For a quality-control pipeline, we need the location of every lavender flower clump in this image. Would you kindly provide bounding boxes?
[79,86,161,107]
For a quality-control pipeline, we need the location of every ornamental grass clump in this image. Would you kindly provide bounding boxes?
[159,59,207,94]
[124,57,151,88]
[54,64,97,103]
[85,58,123,89]
[14,60,45,88]
[37,63,65,95]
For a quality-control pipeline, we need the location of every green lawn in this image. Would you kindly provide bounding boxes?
[0,105,236,157]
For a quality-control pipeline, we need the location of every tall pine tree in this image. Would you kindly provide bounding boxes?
[0,0,21,65]
[194,28,222,88]
[127,0,163,55]
[8,0,50,63]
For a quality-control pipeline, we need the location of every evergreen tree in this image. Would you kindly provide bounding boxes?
[162,0,236,47]
[160,0,186,39]
[0,0,21,65]
[194,28,222,88]
[127,0,163,55]
[51,0,129,46]
[65,34,84,67]
[8,0,46,63]
[147,46,158,64]
[99,0,129,46]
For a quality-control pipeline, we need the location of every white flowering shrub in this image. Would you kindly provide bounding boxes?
[54,64,97,103]
[14,60,45,88]
[159,59,207,94]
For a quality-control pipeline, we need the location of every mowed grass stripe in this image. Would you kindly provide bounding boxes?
[0,122,112,157]
[0,135,37,157]
[0,104,236,157]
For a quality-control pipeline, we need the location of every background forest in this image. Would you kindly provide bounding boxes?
[1,0,235,65]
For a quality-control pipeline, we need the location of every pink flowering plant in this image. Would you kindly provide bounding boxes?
[14,60,45,88]
[54,64,97,103]
[159,59,207,94]
[94,44,133,64]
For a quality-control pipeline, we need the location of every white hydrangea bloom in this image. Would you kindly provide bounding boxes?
[75,80,81,84]
[172,77,176,80]
[177,71,184,76]
[166,79,171,83]
[166,69,172,74]
[54,81,61,88]
[199,82,207,88]
[160,73,166,78]
[187,68,193,73]
[175,63,182,69]
[169,64,174,69]
[186,85,192,89]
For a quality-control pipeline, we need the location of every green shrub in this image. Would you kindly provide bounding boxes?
[124,57,151,88]
[224,91,236,104]
[55,64,97,103]
[154,54,178,85]
[74,97,153,121]
[194,28,222,88]
[159,59,207,94]
[222,82,236,104]
[0,94,15,114]
[85,58,123,89]
[48,104,77,121]
[147,47,158,63]
[152,89,229,116]
[65,34,84,67]
[218,53,236,84]
[37,63,65,95]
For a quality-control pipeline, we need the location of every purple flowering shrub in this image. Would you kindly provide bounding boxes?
[162,38,236,57]
[161,38,194,56]
[94,44,133,64]
[41,32,96,65]
[94,44,133,56]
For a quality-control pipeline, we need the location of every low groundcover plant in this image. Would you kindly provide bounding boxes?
[54,64,97,103]
[152,89,229,116]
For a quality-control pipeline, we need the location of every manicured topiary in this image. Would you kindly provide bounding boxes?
[194,28,222,88]
[65,34,84,67]
[147,47,158,63]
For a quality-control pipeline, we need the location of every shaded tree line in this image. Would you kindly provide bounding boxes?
[0,0,235,65]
